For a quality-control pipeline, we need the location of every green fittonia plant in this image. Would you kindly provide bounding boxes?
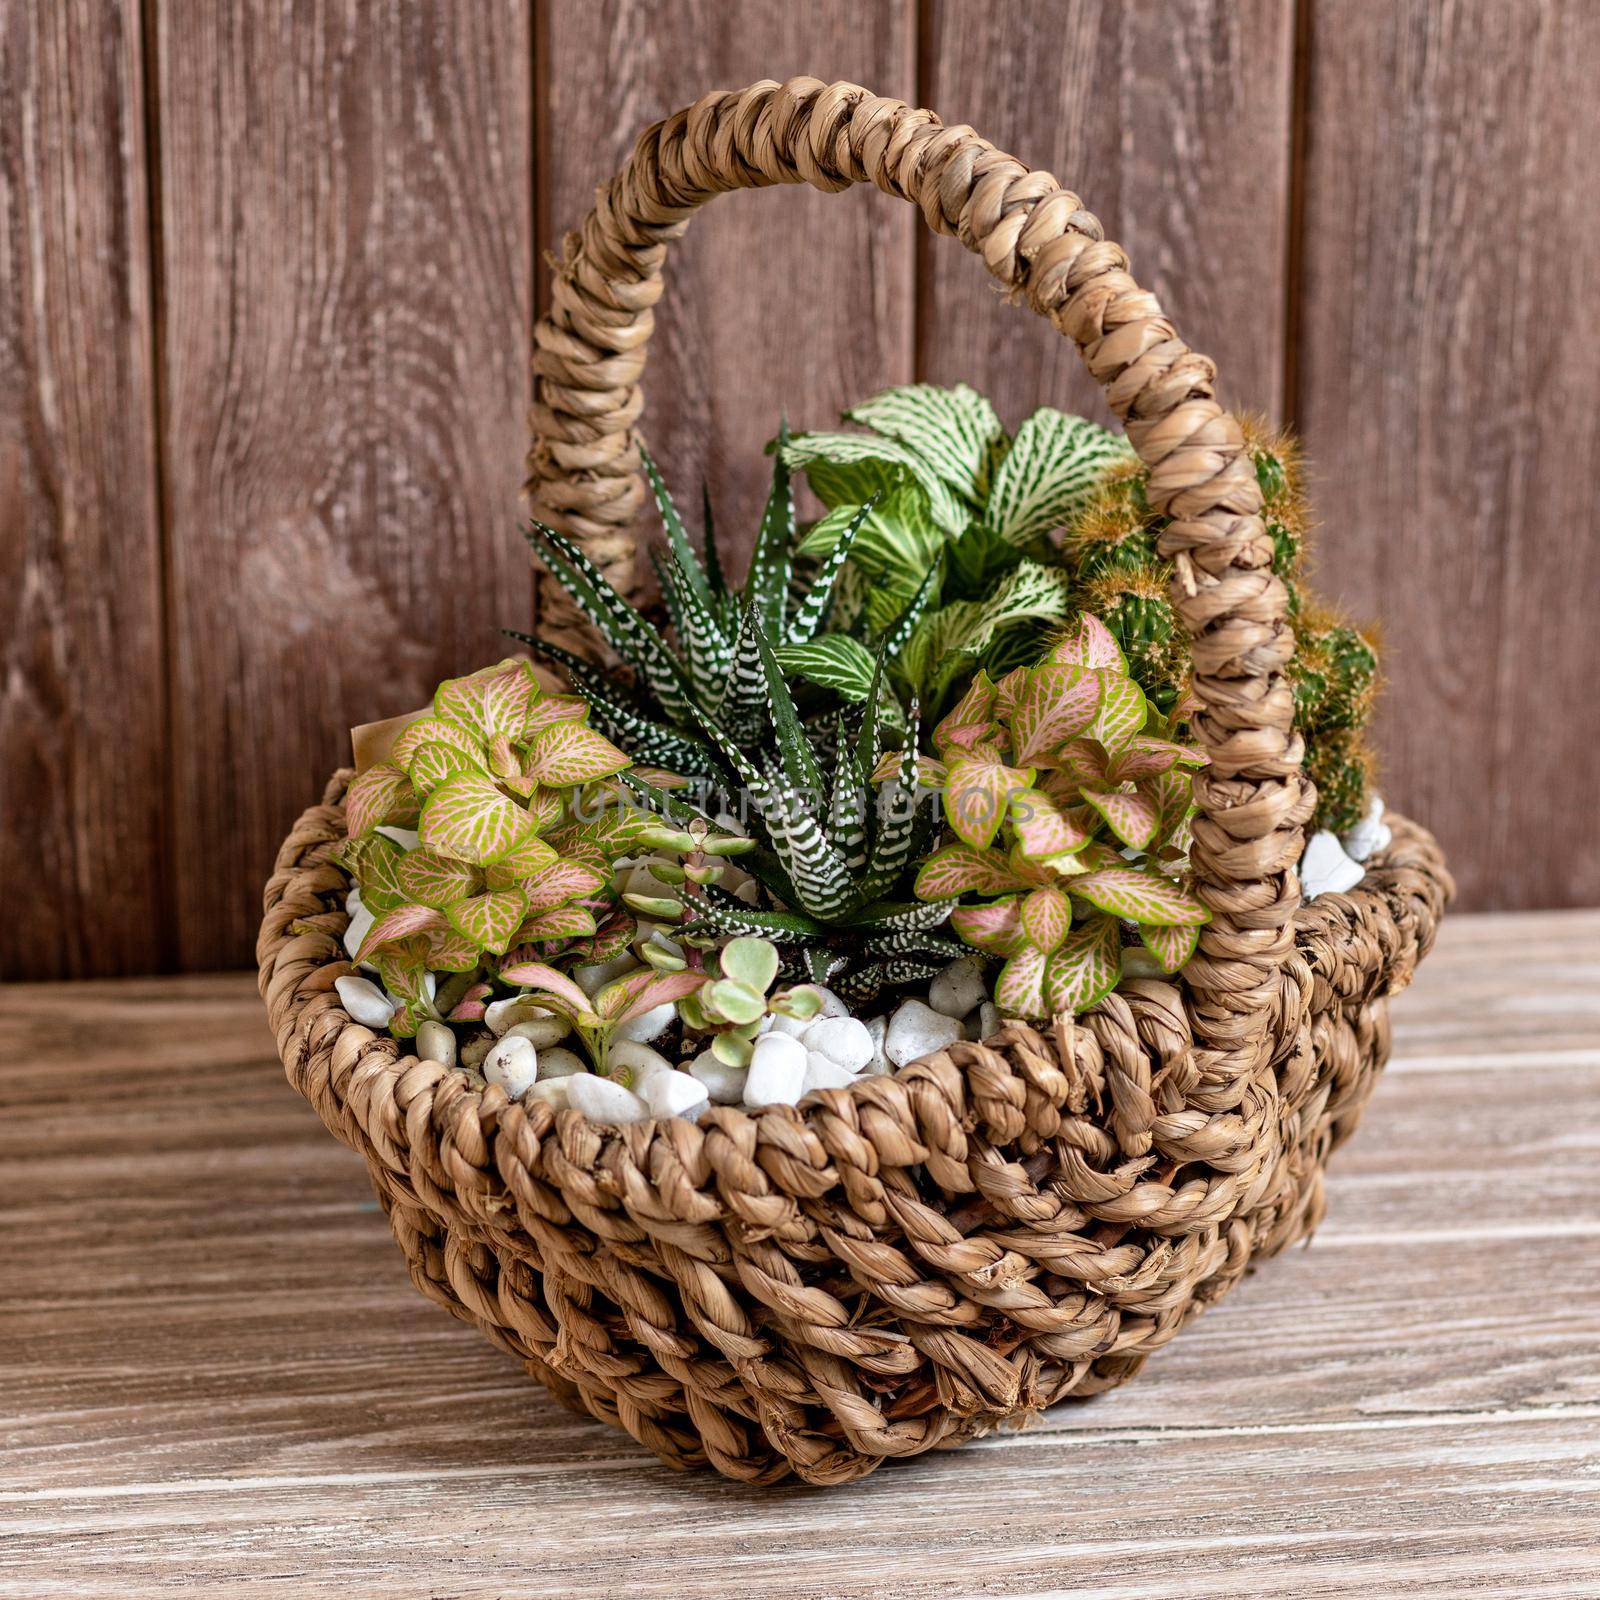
[901,614,1210,1020]
[794,385,1380,831]
[783,384,1134,712]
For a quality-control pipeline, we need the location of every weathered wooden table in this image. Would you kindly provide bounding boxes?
[3,911,1597,1598]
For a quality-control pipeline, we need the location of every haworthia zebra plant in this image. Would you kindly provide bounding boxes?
[627,636,960,1004]
[512,430,934,780]
[783,383,1134,713]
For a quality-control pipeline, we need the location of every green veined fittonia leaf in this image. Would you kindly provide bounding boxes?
[521,722,631,786]
[344,763,418,839]
[986,408,1134,548]
[843,383,1007,502]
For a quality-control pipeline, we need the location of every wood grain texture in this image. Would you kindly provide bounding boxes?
[539,0,917,581]
[918,0,1294,425]
[154,0,534,969]
[1295,0,1600,912]
[0,0,167,980]
[2,911,1598,1597]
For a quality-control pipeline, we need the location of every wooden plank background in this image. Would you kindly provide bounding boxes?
[4,0,1598,979]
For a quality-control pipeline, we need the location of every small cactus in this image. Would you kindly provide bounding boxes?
[1056,414,1379,833]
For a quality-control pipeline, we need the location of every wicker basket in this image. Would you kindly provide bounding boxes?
[258,79,1453,1486]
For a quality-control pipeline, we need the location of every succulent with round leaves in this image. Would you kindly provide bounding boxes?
[673,936,824,1066]
[904,614,1210,1020]
[335,659,636,1034]
[510,432,926,779]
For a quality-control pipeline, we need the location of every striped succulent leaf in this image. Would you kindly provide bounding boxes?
[784,497,872,644]
[504,633,715,777]
[832,958,944,1007]
[840,898,952,935]
[859,931,969,964]
[640,444,720,621]
[753,615,824,798]
[748,429,796,640]
[667,548,736,706]
[523,522,692,723]
[827,715,870,874]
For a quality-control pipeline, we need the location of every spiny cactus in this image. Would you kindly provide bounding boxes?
[1055,414,1378,832]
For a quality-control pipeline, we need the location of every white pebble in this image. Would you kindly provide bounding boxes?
[802,1016,874,1072]
[688,1050,746,1104]
[572,952,641,997]
[636,928,685,965]
[1120,945,1165,979]
[503,1018,571,1052]
[744,1032,808,1108]
[375,825,420,851]
[861,1014,890,1075]
[1300,829,1367,900]
[626,861,676,898]
[342,890,376,966]
[534,1046,586,1080]
[610,1039,673,1091]
[567,1072,649,1124]
[640,1069,711,1119]
[613,1001,675,1044]
[415,1019,457,1067]
[482,1035,538,1098]
[732,879,761,906]
[486,997,564,1041]
[525,1077,571,1111]
[803,1054,858,1094]
[459,1035,492,1070]
[976,1002,1001,1041]
[885,999,963,1068]
[928,956,988,1019]
[813,987,850,1019]
[335,975,396,1028]
[1342,794,1392,863]
[768,1011,810,1038]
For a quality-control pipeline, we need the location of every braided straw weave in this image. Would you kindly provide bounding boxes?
[259,80,1452,1485]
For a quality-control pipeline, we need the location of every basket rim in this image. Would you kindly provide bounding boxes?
[261,769,1450,1150]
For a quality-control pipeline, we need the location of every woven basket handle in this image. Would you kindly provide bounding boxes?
[527,78,1308,1069]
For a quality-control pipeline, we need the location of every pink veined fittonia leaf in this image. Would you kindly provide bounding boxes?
[521,722,631,786]
[446,889,530,957]
[357,903,448,961]
[1070,865,1210,926]
[390,716,484,776]
[1043,915,1122,1013]
[1047,613,1125,669]
[1008,788,1094,859]
[495,960,600,1025]
[1107,734,1205,784]
[407,740,485,796]
[515,904,598,942]
[1086,672,1147,751]
[424,928,485,973]
[419,772,536,866]
[446,981,492,1022]
[914,842,1034,900]
[1141,920,1201,972]
[522,693,591,735]
[993,944,1049,1017]
[345,763,417,839]
[1020,884,1073,953]
[941,755,1033,851]
[432,659,536,743]
[1080,786,1161,850]
[595,968,707,1026]
[1009,665,1102,764]
[948,898,1028,956]
[396,847,483,910]
[933,672,998,758]
[522,859,609,910]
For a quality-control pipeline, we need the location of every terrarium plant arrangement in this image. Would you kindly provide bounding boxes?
[261,78,1449,1488]
[326,382,1391,1124]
